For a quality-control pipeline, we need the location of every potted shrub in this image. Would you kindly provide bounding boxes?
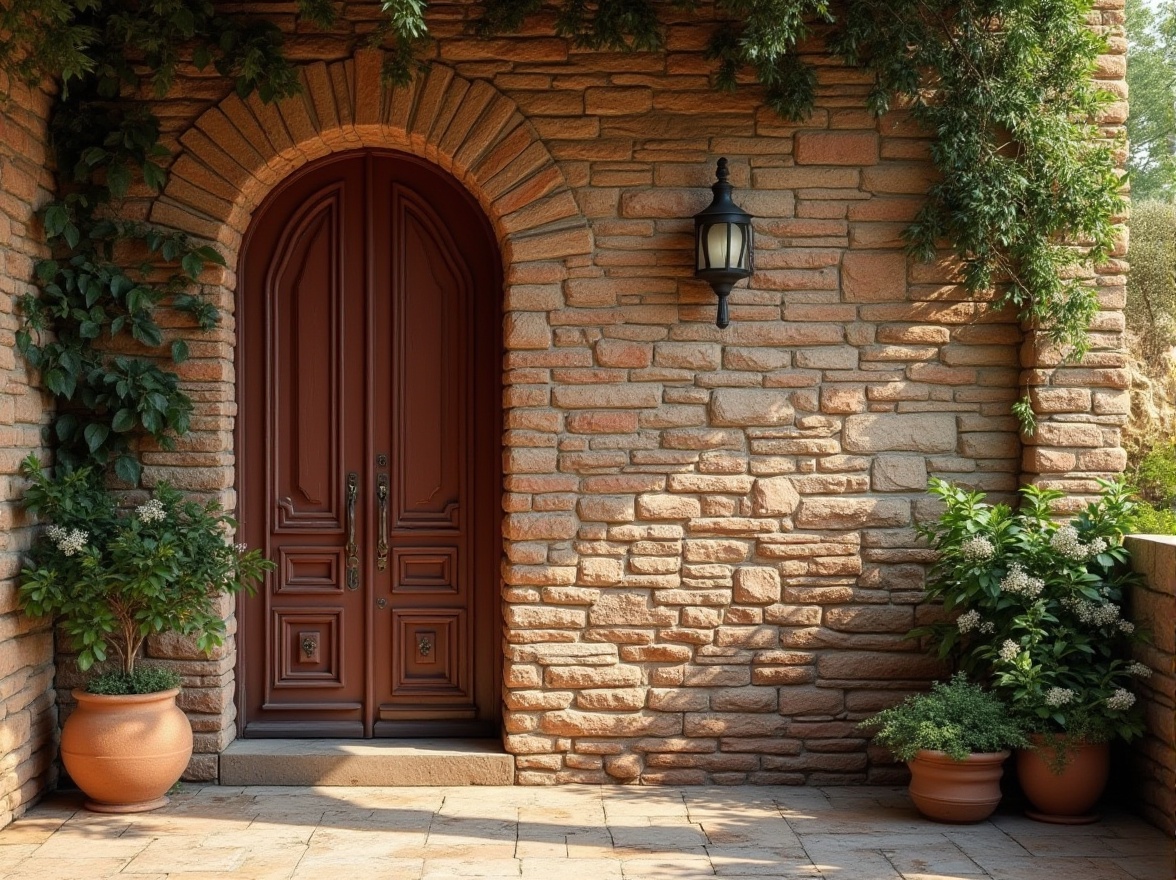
[18,456,272,813]
[916,478,1148,824]
[861,674,1027,823]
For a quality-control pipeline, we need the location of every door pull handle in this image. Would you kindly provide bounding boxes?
[345,471,359,590]
[376,474,389,570]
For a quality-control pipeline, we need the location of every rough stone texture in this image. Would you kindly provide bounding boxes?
[1126,536,1176,834]
[8,0,1127,791]
[0,73,57,829]
[2,784,1170,880]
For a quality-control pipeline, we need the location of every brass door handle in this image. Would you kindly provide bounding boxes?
[376,474,389,571]
[345,472,359,590]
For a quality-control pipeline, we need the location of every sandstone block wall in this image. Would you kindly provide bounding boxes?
[1126,535,1176,834]
[0,72,57,823]
[40,1,1130,783]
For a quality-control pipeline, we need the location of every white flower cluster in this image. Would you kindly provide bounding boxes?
[233,542,248,554]
[956,609,981,632]
[136,498,166,523]
[1128,661,1152,678]
[1000,563,1045,599]
[1062,596,1131,632]
[960,536,995,562]
[1049,525,1108,561]
[1044,687,1075,707]
[46,525,88,556]
[955,609,994,634]
[998,640,1020,662]
[1106,688,1136,711]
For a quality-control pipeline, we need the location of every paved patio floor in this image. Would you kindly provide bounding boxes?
[0,784,1168,880]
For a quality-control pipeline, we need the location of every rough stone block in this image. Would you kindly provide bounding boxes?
[750,477,800,516]
[871,456,928,492]
[842,413,957,453]
[709,389,794,427]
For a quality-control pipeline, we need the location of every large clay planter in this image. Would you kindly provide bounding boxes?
[61,688,193,813]
[907,749,1010,823]
[1015,735,1109,824]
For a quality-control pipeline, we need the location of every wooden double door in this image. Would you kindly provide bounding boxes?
[238,152,501,738]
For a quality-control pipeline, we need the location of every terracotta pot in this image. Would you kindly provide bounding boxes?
[61,687,193,813]
[1015,735,1109,824]
[907,749,1010,823]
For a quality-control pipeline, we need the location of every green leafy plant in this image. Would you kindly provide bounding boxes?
[860,674,1028,762]
[17,456,274,685]
[86,666,182,696]
[914,478,1149,747]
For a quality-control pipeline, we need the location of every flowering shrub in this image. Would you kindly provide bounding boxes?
[18,456,273,690]
[915,478,1147,745]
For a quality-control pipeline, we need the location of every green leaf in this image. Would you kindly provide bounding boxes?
[83,422,110,452]
[181,252,203,279]
[114,454,142,485]
[171,339,190,363]
[43,205,68,238]
[107,162,132,199]
[111,408,136,433]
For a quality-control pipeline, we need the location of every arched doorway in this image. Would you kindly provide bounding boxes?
[236,151,502,738]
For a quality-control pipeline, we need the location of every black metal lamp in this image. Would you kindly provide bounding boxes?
[693,157,753,329]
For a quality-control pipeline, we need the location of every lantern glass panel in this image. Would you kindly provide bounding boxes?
[698,222,748,271]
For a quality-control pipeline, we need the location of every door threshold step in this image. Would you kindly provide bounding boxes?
[219,739,514,786]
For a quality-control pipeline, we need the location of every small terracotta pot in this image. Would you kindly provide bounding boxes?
[907,749,1010,823]
[61,687,193,813]
[1015,735,1109,824]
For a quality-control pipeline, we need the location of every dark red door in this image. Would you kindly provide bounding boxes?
[238,152,501,738]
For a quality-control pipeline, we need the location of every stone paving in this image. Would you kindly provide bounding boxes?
[0,785,1168,880]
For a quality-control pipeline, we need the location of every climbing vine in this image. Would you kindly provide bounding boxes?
[1,0,1123,478]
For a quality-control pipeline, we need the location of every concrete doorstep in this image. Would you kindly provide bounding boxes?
[219,739,514,786]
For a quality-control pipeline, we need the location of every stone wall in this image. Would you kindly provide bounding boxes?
[0,72,57,823]
[80,1,1131,783]
[1126,535,1176,834]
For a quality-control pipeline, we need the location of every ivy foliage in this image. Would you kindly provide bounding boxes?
[5,0,334,483]
[2,0,1125,478]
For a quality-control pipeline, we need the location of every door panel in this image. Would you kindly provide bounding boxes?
[238,152,500,738]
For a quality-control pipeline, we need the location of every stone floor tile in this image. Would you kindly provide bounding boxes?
[292,855,423,880]
[880,841,984,876]
[706,844,816,875]
[565,827,617,858]
[0,844,38,862]
[0,818,66,845]
[520,857,622,879]
[420,857,521,878]
[32,833,150,859]
[982,857,1142,880]
[1110,855,1174,880]
[123,839,248,874]
[617,859,719,880]
[698,817,801,847]
[798,844,906,880]
[0,857,134,879]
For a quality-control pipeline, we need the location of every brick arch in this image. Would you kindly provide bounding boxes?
[150,49,592,272]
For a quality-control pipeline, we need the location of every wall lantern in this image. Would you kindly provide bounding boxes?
[693,157,754,329]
